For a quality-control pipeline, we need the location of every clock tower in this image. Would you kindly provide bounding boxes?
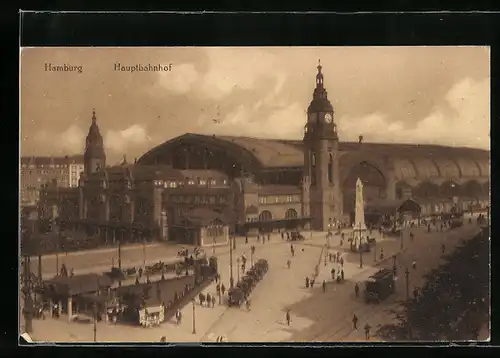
[303,60,342,231]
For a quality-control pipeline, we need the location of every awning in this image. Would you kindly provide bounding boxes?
[365,199,421,215]
[242,217,311,229]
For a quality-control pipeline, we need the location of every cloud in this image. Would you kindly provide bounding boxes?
[104,124,153,154]
[32,125,86,154]
[190,76,489,152]
[337,77,490,149]
[156,48,288,100]
[158,63,199,95]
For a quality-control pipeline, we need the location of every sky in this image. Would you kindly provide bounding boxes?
[20,46,490,165]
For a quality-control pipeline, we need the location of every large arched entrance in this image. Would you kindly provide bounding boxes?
[395,181,413,200]
[259,210,273,221]
[440,180,461,198]
[413,181,440,199]
[342,161,387,216]
[285,208,298,219]
[461,180,483,198]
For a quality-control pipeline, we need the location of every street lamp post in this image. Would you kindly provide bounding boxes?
[55,240,60,276]
[192,299,196,334]
[93,302,97,342]
[400,226,404,250]
[118,237,122,287]
[22,248,34,334]
[237,257,240,282]
[392,255,397,276]
[233,234,236,250]
[213,236,216,254]
[229,236,234,289]
[405,267,412,340]
[359,243,363,268]
[142,235,146,267]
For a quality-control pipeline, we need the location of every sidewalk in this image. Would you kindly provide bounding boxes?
[30,242,168,260]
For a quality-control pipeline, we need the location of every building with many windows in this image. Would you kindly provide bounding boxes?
[39,63,490,246]
[20,155,84,207]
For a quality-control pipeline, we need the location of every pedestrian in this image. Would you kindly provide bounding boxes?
[412,260,417,270]
[267,234,270,242]
[287,259,291,269]
[310,279,315,288]
[70,268,74,277]
[281,232,284,240]
[364,323,371,340]
[322,280,326,293]
[340,257,344,268]
[331,268,336,280]
[341,269,344,281]
[380,248,384,261]
[286,310,291,326]
[355,283,359,297]
[257,235,260,244]
[410,232,414,241]
[413,287,419,300]
[175,309,181,324]
[352,314,358,330]
[135,277,140,285]
[305,277,310,288]
[245,236,248,244]
[207,293,212,307]
[221,283,226,296]
[211,295,216,308]
[329,253,332,262]
[441,244,446,254]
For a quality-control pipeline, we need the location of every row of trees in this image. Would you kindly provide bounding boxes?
[377,228,489,341]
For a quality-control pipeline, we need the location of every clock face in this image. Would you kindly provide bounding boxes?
[325,113,333,123]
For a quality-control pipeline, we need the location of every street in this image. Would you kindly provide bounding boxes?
[285,223,482,342]
[23,223,483,342]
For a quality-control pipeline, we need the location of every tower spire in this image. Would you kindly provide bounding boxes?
[316,59,324,88]
[84,107,106,175]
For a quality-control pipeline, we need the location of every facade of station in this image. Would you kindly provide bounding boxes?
[39,63,490,246]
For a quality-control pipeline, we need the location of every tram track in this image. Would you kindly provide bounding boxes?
[296,225,481,342]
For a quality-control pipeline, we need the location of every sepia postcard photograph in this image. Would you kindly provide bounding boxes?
[19,46,490,344]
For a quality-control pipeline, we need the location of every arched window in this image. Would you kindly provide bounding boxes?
[259,210,272,222]
[285,209,298,219]
[311,152,317,186]
[328,153,333,183]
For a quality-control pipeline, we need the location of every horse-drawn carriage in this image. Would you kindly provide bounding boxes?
[228,259,268,308]
[288,231,305,241]
[228,287,245,307]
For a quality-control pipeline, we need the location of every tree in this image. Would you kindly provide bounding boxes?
[377,230,489,341]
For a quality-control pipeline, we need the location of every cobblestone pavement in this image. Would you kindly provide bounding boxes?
[287,223,483,342]
[22,223,485,343]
